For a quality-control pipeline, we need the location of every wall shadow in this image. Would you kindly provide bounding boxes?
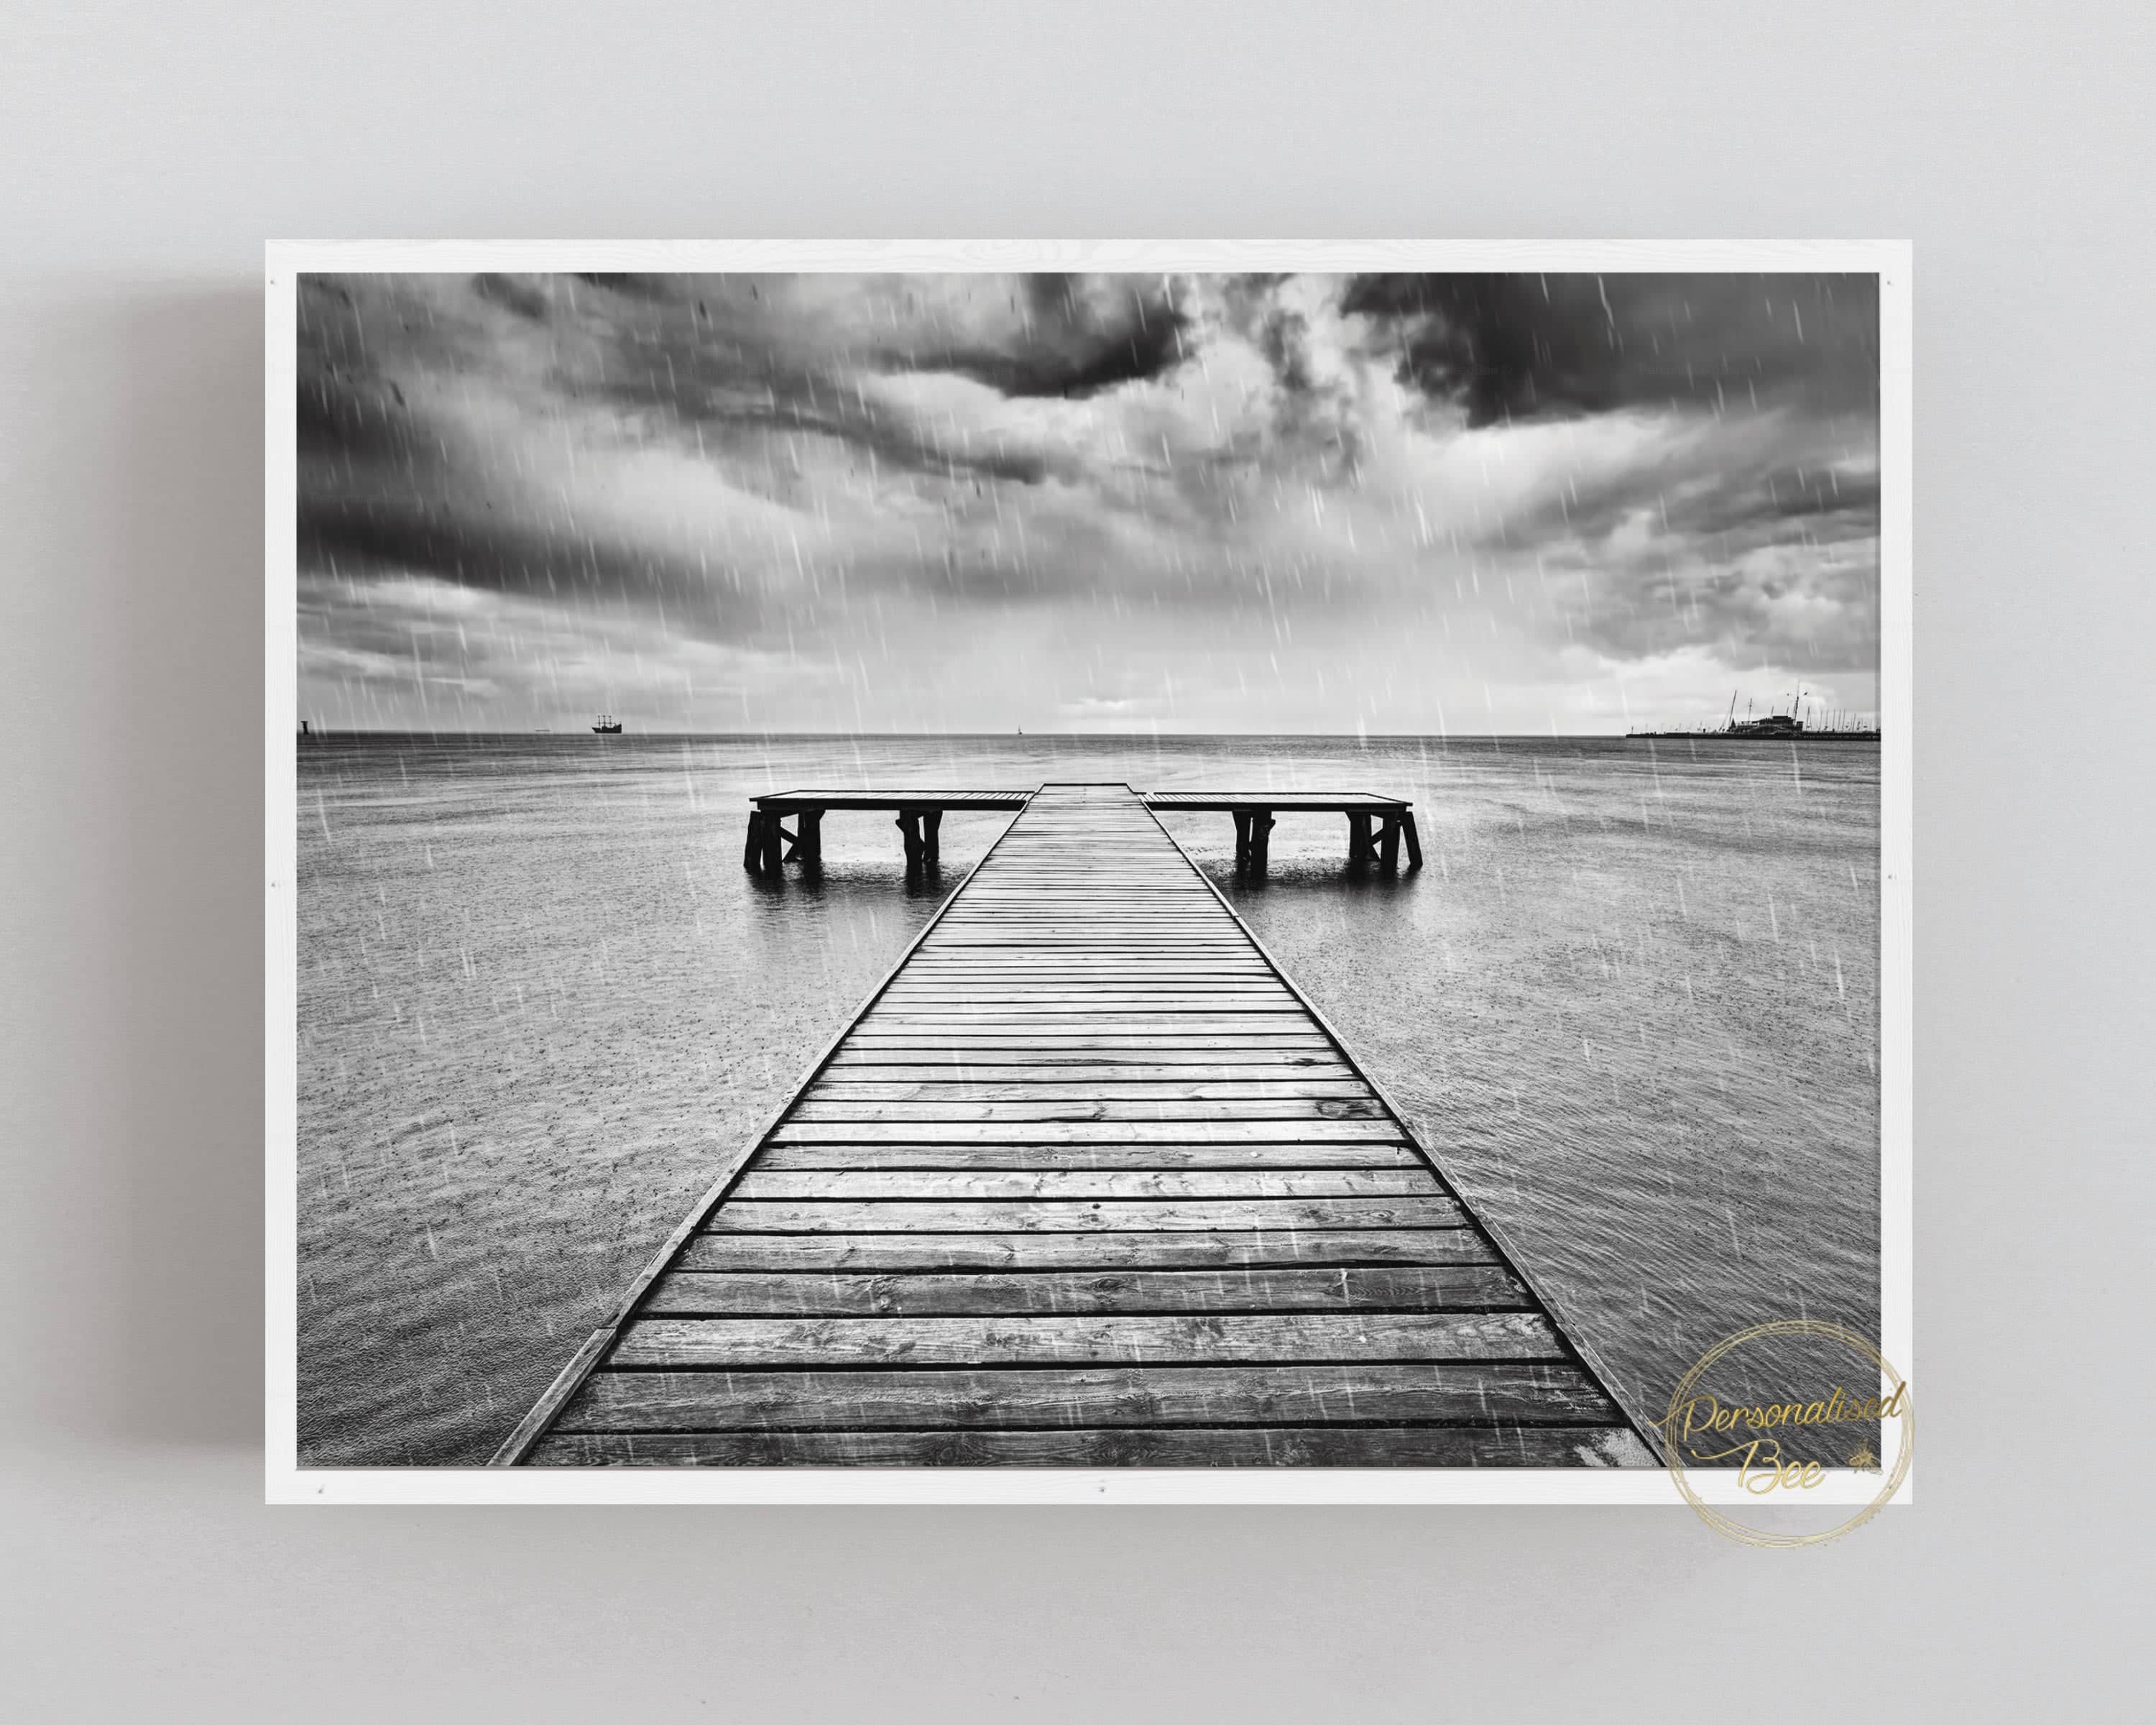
[54,286,266,1453]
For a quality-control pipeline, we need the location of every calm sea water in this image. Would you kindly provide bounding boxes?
[296,734,1879,1466]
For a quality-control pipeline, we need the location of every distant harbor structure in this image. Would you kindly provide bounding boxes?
[1629,691,1879,742]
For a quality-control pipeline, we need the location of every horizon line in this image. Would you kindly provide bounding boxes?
[287,725,1879,742]
[291,726,1641,740]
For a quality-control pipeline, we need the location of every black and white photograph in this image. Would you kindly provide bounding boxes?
[278,247,1904,1486]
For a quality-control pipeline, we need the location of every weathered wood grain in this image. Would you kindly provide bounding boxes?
[609,1310,1565,1368]
[727,1168,1435,1200]
[750,1143,1427,1172]
[824,1052,1345,1065]
[675,1229,1495,1271]
[554,1361,1616,1432]
[784,1098,1387,1123]
[641,1264,1529,1317]
[806,1075,1369,1096]
[769,1120,1409,1144]
[703,1197,1467,1233]
[529,1426,1648,1467]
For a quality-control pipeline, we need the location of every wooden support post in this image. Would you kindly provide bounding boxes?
[1401,809,1423,870]
[1380,813,1401,872]
[796,807,824,870]
[742,810,766,872]
[1232,811,1252,874]
[921,808,942,867]
[1249,810,1274,875]
[763,811,783,875]
[897,810,924,870]
[1348,811,1374,868]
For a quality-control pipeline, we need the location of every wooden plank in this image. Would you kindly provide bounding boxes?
[555,1359,1603,1431]
[484,1328,613,1468]
[610,1310,1565,1368]
[845,1033,1337,1044]
[848,995,1302,1006]
[642,1264,1529,1317]
[871,999,1308,1013]
[759,790,1032,811]
[898,966,1276,977]
[769,1120,1408,1144]
[703,1197,1466,1232]
[814,1069,1361,1087]
[893,985,1281,995]
[803,1079,1373,1099]
[784,1099,1386,1123]
[750,1144,1426,1172]
[878,981,1294,991]
[676,1230,1491,1271]
[851,1024,1345,1037]
[841,1052,1345,1065]
[1146,792,1411,812]
[530,1426,1646,1468]
[727,1169,1435,1201]
[883,981,1293,993]
[822,1052,1353,1070]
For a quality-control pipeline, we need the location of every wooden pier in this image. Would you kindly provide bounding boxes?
[1143,790,1419,875]
[745,789,1031,874]
[497,784,1653,1468]
[746,786,1420,876]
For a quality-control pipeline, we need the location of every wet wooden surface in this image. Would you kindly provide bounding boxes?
[509,784,1652,1468]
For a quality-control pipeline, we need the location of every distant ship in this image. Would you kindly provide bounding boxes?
[1629,691,1879,742]
[591,714,622,734]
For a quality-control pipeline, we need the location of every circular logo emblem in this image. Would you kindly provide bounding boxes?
[1659,1319,1912,1547]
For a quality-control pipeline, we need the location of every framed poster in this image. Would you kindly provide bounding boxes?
[267,242,1909,1506]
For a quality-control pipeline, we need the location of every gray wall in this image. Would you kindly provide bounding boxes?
[2,2,2146,1717]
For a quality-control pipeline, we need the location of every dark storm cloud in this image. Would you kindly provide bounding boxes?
[296,277,778,633]
[471,272,552,320]
[295,492,764,632]
[1511,443,1879,673]
[431,272,1103,490]
[296,365,410,461]
[893,274,1190,399]
[294,268,1883,732]
[1554,535,1879,673]
[1342,272,1879,427]
[576,332,1072,489]
[1502,436,1881,556]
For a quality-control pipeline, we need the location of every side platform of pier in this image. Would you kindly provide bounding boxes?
[746,786,1421,875]
[497,783,1652,1468]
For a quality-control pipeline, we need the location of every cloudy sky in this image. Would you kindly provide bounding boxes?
[296,270,1879,734]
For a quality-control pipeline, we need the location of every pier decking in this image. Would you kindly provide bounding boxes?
[498,784,1653,1468]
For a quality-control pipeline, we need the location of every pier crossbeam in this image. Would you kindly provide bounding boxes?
[746,788,1423,876]
[501,783,1651,1469]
